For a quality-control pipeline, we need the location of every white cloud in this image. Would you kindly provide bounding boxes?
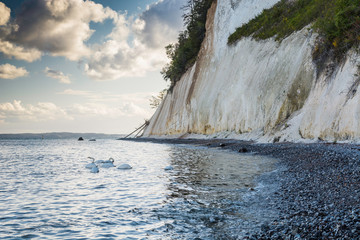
[0,2,42,62]
[44,67,71,84]
[0,40,42,62]
[0,100,71,122]
[59,88,155,104]
[70,102,151,118]
[59,89,92,96]
[116,92,156,105]
[70,103,118,116]
[0,96,152,126]
[0,0,185,80]
[58,89,155,117]
[1,0,117,61]
[0,64,28,79]
[135,0,184,48]
[119,102,150,117]
[0,2,10,25]
[84,0,185,80]
[0,95,156,132]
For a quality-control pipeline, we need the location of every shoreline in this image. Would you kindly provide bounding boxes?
[122,138,360,239]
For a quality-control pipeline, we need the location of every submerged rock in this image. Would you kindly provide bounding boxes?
[239,147,248,153]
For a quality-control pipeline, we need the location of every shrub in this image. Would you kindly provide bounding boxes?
[161,0,214,91]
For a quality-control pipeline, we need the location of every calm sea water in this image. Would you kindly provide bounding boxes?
[0,139,277,239]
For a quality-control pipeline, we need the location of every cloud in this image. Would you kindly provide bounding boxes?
[59,88,155,104]
[59,89,155,117]
[70,103,119,117]
[0,100,71,122]
[0,93,155,132]
[0,2,10,26]
[59,89,92,96]
[0,2,42,62]
[0,40,42,62]
[84,0,185,80]
[0,97,152,125]
[0,64,28,79]
[0,0,185,80]
[119,102,150,117]
[69,102,151,118]
[1,0,117,61]
[44,67,71,84]
[135,0,184,48]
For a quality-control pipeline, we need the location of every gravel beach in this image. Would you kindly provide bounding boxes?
[123,138,360,239]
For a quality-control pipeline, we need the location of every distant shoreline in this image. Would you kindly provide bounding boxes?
[0,132,124,139]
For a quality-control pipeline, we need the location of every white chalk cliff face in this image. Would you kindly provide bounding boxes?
[143,0,360,143]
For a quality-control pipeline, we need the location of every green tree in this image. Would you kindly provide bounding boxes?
[162,0,214,91]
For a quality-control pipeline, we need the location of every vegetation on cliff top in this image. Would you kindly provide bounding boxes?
[162,0,360,93]
[161,0,214,91]
[228,0,360,61]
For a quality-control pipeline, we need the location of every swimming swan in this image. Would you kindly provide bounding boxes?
[117,163,132,170]
[100,161,115,168]
[90,164,99,173]
[100,158,115,168]
[103,158,115,164]
[94,158,113,164]
[86,157,96,169]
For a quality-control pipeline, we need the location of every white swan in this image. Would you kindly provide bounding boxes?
[95,159,106,164]
[103,157,115,164]
[117,163,132,170]
[86,157,96,169]
[90,164,99,173]
[95,157,113,164]
[100,158,115,168]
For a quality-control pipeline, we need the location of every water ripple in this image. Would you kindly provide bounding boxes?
[0,139,277,239]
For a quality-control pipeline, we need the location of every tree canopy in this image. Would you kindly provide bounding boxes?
[161,0,214,91]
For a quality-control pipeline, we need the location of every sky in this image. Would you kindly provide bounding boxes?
[0,0,185,134]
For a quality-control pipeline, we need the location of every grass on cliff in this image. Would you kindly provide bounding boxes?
[228,0,360,61]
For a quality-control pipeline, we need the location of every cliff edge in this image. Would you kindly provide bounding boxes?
[143,0,360,143]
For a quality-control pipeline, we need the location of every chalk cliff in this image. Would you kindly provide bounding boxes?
[143,0,360,143]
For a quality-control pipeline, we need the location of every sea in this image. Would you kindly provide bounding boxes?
[0,137,278,239]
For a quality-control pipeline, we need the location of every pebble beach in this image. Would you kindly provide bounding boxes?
[128,138,360,239]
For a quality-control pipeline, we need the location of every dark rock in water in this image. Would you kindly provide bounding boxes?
[239,147,248,153]
[78,137,84,141]
[219,143,226,147]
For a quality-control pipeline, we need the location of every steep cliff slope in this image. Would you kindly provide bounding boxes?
[143,0,360,143]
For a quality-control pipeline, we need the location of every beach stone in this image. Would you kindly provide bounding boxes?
[123,138,360,239]
[238,147,248,153]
